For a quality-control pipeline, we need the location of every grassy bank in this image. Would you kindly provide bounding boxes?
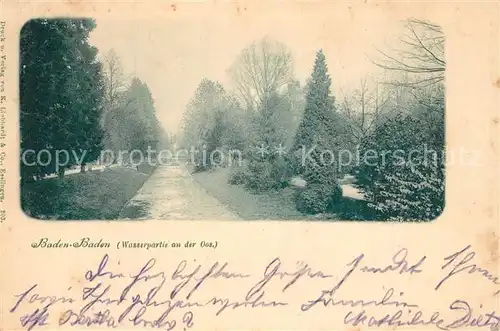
[192,167,306,220]
[21,165,155,220]
[192,167,377,221]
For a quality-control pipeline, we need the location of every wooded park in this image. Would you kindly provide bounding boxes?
[19,18,445,221]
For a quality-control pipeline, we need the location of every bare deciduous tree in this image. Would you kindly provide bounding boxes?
[228,37,293,110]
[102,49,129,112]
[339,75,390,143]
[372,19,445,87]
[100,50,132,161]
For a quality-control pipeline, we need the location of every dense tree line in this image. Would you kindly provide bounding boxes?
[180,79,244,171]
[180,19,445,221]
[20,19,167,182]
[20,19,105,181]
[100,50,169,163]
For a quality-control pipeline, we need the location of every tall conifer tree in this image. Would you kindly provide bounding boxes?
[292,49,340,186]
[20,19,105,180]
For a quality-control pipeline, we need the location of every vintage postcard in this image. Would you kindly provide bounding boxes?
[0,0,499,330]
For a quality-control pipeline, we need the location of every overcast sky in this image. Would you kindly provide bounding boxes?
[89,7,404,134]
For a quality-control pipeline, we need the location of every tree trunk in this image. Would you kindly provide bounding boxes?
[58,167,65,180]
[80,164,86,173]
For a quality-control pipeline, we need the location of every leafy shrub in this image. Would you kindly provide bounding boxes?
[294,183,343,214]
[244,161,275,192]
[269,157,290,189]
[327,184,343,208]
[228,168,248,185]
[243,158,290,192]
[356,112,444,221]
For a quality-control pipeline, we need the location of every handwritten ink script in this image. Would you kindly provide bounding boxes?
[8,245,500,331]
